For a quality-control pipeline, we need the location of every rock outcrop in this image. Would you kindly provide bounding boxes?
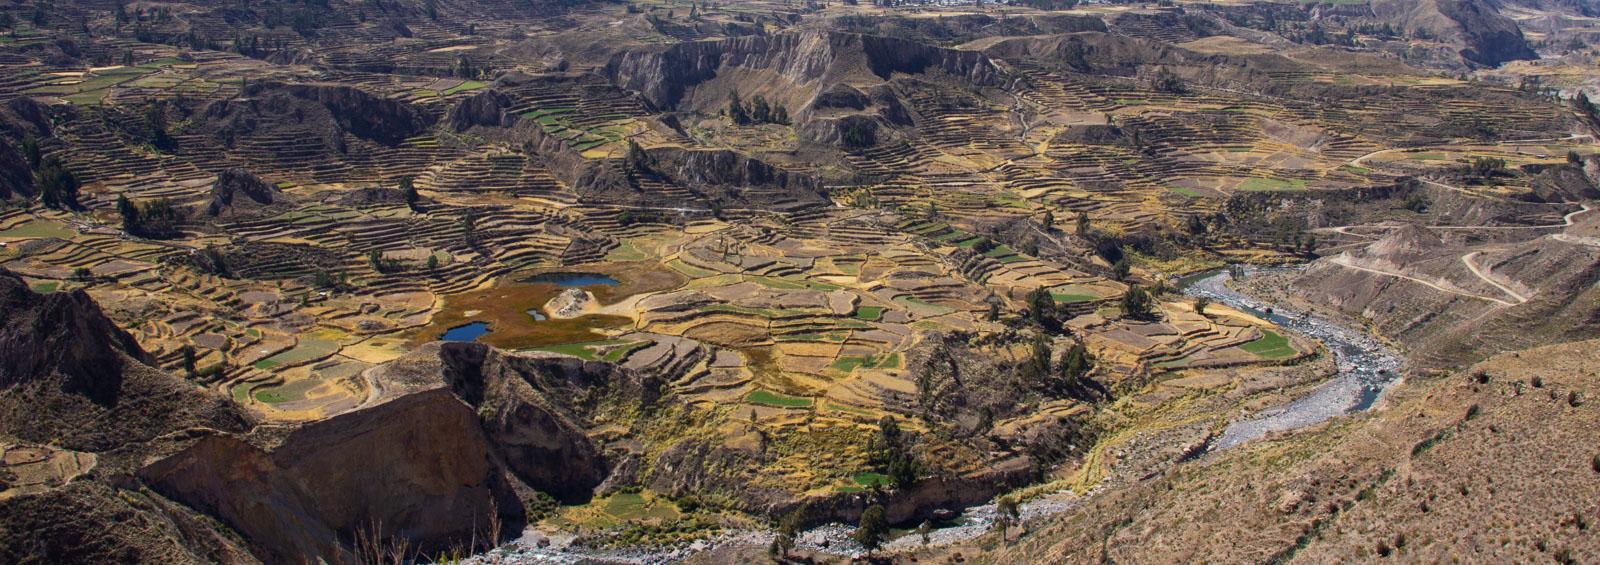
[0,269,255,562]
[604,29,1003,113]
[139,389,522,564]
[0,270,249,452]
[448,89,513,132]
[206,168,280,216]
[200,82,433,153]
[1372,0,1536,67]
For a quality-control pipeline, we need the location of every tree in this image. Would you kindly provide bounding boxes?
[1111,257,1131,281]
[728,89,750,125]
[35,156,80,210]
[180,344,197,378]
[994,495,1020,540]
[771,509,801,560]
[1025,287,1058,332]
[1075,211,1090,236]
[1121,284,1153,319]
[426,254,439,270]
[1058,341,1090,391]
[145,102,173,151]
[1021,334,1054,386]
[401,177,420,211]
[855,505,889,555]
[751,95,771,124]
[20,134,39,169]
[117,194,140,231]
[1193,295,1211,317]
[1041,209,1055,230]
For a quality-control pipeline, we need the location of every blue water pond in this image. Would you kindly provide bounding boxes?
[442,321,491,342]
[523,272,619,287]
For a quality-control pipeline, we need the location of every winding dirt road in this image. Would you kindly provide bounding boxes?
[1327,254,1520,307]
[1460,251,1529,305]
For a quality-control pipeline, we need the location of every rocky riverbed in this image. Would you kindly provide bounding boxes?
[1181,266,1404,450]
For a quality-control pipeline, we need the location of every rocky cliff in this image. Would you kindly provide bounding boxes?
[206,168,281,216]
[0,270,249,452]
[0,269,255,562]
[200,81,433,153]
[604,29,1003,113]
[139,389,523,564]
[1372,0,1536,67]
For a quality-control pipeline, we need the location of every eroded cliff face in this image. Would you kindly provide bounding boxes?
[603,29,1003,113]
[430,343,613,502]
[140,389,522,564]
[200,81,434,152]
[0,269,256,563]
[1372,0,1536,66]
[207,168,282,217]
[0,271,249,452]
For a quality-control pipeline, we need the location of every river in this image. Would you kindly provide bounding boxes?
[464,266,1404,564]
[1179,266,1403,450]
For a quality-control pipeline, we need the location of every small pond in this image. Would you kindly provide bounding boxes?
[441,321,492,342]
[521,272,620,287]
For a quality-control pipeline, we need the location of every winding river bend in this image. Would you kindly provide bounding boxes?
[468,266,1405,564]
[1181,266,1403,450]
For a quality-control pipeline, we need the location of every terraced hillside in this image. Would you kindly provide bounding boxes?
[1,0,1598,562]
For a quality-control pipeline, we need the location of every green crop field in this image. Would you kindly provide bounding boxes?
[748,390,813,408]
[1241,330,1297,359]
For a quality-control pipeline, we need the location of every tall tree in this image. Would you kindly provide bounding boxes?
[855,505,889,555]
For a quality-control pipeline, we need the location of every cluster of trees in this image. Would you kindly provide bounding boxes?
[1011,0,1080,9]
[143,101,174,152]
[34,153,81,210]
[367,250,406,274]
[1408,191,1433,212]
[400,177,423,211]
[1024,287,1063,333]
[195,245,231,278]
[1151,68,1186,95]
[231,34,294,59]
[617,209,673,227]
[1469,156,1507,179]
[1577,93,1599,124]
[459,212,483,249]
[727,90,789,125]
[452,55,481,80]
[1297,25,1359,47]
[117,195,185,238]
[1121,284,1154,319]
[1019,335,1096,398]
[866,416,921,489]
